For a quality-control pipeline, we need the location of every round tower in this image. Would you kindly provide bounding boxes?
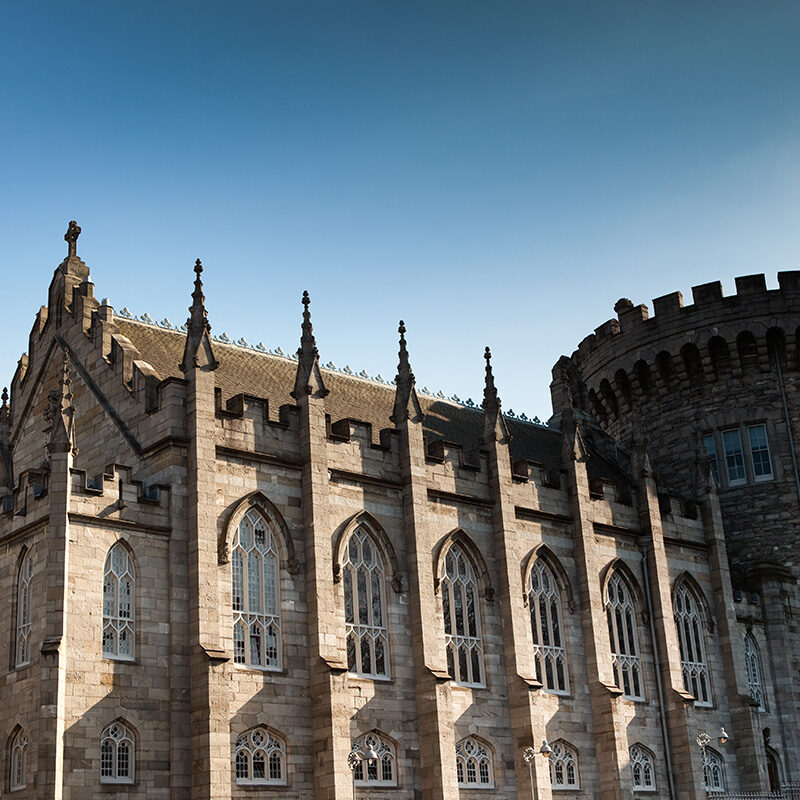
[552,271,800,578]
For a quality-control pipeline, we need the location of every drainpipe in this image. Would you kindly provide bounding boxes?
[640,544,677,800]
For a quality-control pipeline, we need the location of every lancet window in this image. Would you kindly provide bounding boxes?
[232,509,281,670]
[703,747,725,793]
[549,740,579,789]
[630,744,656,791]
[343,526,390,678]
[15,552,33,668]
[455,737,494,788]
[528,557,569,694]
[352,732,397,786]
[10,728,27,790]
[605,570,644,700]
[674,581,711,706]
[234,728,286,786]
[100,722,135,784]
[442,544,484,687]
[103,543,135,660]
[744,632,766,711]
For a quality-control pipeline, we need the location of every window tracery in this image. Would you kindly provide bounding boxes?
[15,553,33,668]
[234,727,286,786]
[103,542,135,660]
[674,580,711,706]
[702,747,725,793]
[529,557,568,694]
[455,737,494,788]
[351,732,396,786]
[10,728,27,790]
[629,744,656,791]
[605,570,644,700]
[100,722,135,784]
[549,740,579,789]
[744,632,766,711]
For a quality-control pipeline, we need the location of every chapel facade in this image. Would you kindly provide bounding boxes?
[0,224,798,799]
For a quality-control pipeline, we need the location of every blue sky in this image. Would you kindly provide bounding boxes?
[2,1,800,418]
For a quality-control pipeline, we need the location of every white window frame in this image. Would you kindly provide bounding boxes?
[10,728,27,791]
[529,558,569,695]
[605,572,644,701]
[343,527,390,680]
[630,744,656,792]
[549,740,580,790]
[15,553,33,668]
[721,428,747,486]
[100,722,135,784]
[744,632,767,711]
[747,423,773,482]
[455,736,494,789]
[234,727,287,786]
[442,545,485,688]
[102,542,135,661]
[674,582,712,707]
[352,732,397,787]
[703,747,725,793]
[232,509,282,671]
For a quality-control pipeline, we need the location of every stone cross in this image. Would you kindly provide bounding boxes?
[64,220,81,258]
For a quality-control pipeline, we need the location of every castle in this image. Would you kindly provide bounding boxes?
[0,223,797,799]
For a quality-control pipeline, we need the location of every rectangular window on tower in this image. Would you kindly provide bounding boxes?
[722,429,746,486]
[703,434,720,485]
[747,424,773,481]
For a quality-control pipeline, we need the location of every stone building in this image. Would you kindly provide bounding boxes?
[0,223,797,799]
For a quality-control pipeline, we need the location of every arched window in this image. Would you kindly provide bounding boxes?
[629,744,656,791]
[10,728,27,790]
[455,737,494,788]
[744,632,766,711]
[103,543,135,660]
[528,558,568,694]
[343,526,389,678]
[15,552,33,668]
[605,570,644,700]
[232,509,281,670]
[673,581,711,706]
[766,748,782,792]
[702,747,725,793]
[352,732,397,787]
[100,722,135,784]
[549,740,579,789]
[234,727,286,786]
[441,544,484,687]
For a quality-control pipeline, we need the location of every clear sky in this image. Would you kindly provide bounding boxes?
[3,1,800,420]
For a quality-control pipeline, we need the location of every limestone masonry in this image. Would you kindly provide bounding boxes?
[0,224,797,799]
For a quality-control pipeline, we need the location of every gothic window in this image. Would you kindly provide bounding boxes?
[232,509,281,670]
[744,632,766,711]
[455,737,494,788]
[102,543,135,660]
[605,570,644,700]
[442,544,484,687]
[10,728,27,790]
[674,581,711,707]
[702,747,725,793]
[343,526,390,679]
[100,722,135,784]
[528,558,569,694]
[15,552,33,668]
[234,728,286,786]
[549,740,579,790]
[629,744,656,791]
[352,732,397,786]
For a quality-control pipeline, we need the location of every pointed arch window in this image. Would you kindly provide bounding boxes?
[442,544,484,687]
[103,543,135,660]
[674,581,711,706]
[455,737,494,788]
[549,740,579,789]
[100,722,135,784]
[343,526,389,679]
[352,732,397,786]
[744,632,766,711]
[605,570,644,700]
[232,509,281,670]
[702,747,725,793]
[10,728,27,790]
[234,728,286,786]
[529,557,569,694]
[15,552,33,668]
[629,744,656,791]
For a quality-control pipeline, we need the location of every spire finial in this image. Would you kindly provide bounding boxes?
[480,345,509,443]
[396,320,413,383]
[65,220,81,258]
[44,350,76,454]
[1,387,7,409]
[298,290,317,360]
[292,290,327,398]
[482,346,500,413]
[392,319,423,424]
[180,258,218,372]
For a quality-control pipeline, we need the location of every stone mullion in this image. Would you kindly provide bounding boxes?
[298,394,351,800]
[397,418,458,800]
[37,446,72,800]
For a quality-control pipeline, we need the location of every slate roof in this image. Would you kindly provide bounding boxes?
[116,318,628,487]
